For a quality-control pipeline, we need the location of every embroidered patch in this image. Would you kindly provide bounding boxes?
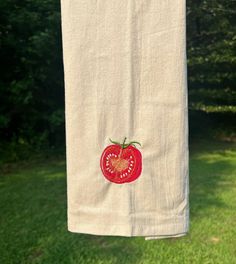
[100,137,142,184]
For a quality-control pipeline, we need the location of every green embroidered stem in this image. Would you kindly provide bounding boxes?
[109,138,120,145]
[122,137,127,149]
[128,141,141,147]
[109,137,141,149]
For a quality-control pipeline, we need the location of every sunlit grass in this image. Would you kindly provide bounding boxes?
[0,141,236,263]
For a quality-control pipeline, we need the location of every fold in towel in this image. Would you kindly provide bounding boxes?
[61,0,189,240]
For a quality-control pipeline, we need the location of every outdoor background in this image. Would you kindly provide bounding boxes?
[0,0,235,263]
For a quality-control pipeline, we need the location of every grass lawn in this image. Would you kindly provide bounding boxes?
[0,140,236,264]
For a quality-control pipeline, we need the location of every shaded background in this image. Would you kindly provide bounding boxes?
[0,0,235,163]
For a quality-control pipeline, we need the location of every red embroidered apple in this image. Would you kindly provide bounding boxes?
[100,138,142,184]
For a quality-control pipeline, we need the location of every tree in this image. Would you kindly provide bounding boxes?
[0,0,64,149]
[187,0,236,111]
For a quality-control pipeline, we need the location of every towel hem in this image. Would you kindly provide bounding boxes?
[68,216,189,237]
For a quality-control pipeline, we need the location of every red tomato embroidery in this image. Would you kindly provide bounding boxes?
[100,137,142,184]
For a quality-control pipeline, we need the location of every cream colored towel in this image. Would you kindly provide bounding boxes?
[61,0,189,240]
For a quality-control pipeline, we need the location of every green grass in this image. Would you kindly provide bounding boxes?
[0,141,236,264]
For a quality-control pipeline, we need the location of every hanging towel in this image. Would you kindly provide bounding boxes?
[61,0,189,240]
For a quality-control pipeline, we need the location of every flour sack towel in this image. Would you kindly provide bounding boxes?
[61,0,189,240]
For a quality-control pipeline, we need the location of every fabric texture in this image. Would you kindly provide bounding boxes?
[61,0,189,240]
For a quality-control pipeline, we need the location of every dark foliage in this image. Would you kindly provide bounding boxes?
[0,0,235,159]
[0,0,64,150]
